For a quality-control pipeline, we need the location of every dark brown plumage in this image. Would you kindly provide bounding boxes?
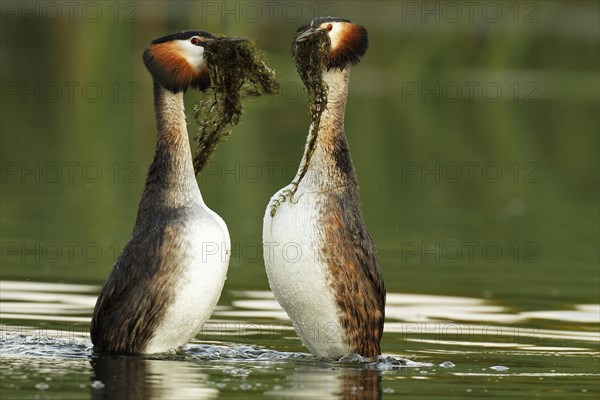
[318,132,385,357]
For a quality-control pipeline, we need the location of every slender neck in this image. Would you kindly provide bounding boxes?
[298,68,358,190]
[137,82,202,217]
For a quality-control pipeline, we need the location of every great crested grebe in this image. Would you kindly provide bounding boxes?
[91,31,235,354]
[263,18,385,358]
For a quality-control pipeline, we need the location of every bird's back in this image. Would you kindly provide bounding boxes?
[91,205,229,354]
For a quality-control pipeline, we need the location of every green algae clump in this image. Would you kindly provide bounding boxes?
[193,38,279,174]
[290,29,330,187]
[293,29,330,114]
[269,30,331,217]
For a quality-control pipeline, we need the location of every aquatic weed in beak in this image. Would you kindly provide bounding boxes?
[269,30,331,217]
[193,38,279,173]
[293,28,330,95]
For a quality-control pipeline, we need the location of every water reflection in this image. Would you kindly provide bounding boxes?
[90,355,218,400]
[520,304,600,323]
[0,280,96,323]
[223,290,600,325]
[264,367,382,399]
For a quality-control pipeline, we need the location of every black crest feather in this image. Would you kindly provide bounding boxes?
[151,30,214,44]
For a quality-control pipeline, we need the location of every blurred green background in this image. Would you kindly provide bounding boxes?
[1,0,598,308]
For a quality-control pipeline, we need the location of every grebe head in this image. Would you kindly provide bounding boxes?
[143,31,242,93]
[294,17,368,70]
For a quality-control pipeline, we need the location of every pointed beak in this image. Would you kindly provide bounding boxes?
[296,27,321,43]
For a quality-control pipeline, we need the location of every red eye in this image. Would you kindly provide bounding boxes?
[191,37,199,45]
[327,24,333,31]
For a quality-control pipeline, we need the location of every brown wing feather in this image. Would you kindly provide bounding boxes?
[321,187,386,357]
[91,222,186,353]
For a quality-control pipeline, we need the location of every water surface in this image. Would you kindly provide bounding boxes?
[1,281,598,399]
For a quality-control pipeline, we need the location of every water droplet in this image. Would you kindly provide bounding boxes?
[91,380,105,389]
[240,383,252,390]
[383,387,395,394]
[490,365,509,372]
[35,383,49,390]
[439,361,455,368]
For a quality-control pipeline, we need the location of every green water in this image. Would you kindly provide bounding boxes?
[1,1,598,399]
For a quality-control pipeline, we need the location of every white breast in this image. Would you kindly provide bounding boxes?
[263,184,350,358]
[144,204,230,354]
